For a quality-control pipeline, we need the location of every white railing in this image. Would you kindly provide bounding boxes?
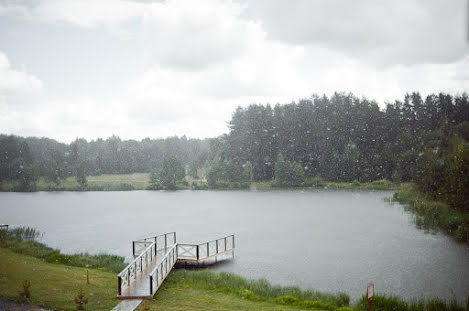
[132,232,176,257]
[176,234,235,261]
[117,241,156,295]
[118,233,235,297]
[149,244,177,295]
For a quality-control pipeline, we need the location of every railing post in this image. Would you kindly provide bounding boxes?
[174,232,177,244]
[207,242,209,257]
[216,240,219,254]
[196,245,199,260]
[224,237,227,251]
[165,234,167,251]
[150,275,153,295]
[118,276,122,296]
[132,241,135,256]
[233,235,235,249]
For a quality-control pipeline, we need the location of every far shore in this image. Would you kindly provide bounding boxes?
[0,173,403,192]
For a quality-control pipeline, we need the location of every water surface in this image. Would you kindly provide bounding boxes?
[1,190,468,301]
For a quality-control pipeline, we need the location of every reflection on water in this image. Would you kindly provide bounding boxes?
[1,190,468,301]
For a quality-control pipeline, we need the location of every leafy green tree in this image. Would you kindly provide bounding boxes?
[75,161,88,188]
[442,136,469,212]
[274,154,305,187]
[159,155,185,190]
[242,161,253,183]
[18,162,39,191]
[45,159,67,185]
[413,148,444,196]
[188,160,199,179]
[148,169,162,190]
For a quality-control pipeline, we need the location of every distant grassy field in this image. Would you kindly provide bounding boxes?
[86,173,150,190]
[0,173,151,191]
[1,174,403,192]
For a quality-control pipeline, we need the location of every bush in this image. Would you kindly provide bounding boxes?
[393,189,469,242]
[19,280,31,301]
[305,175,326,188]
[274,154,305,187]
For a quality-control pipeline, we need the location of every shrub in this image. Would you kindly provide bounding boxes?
[74,288,88,310]
[19,280,31,301]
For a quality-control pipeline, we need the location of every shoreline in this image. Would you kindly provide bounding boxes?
[0,174,403,192]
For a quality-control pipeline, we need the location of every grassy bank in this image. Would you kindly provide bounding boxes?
[0,227,126,273]
[1,229,468,311]
[1,173,403,192]
[354,294,469,311]
[391,188,469,242]
[140,269,352,311]
[0,173,150,191]
[0,247,118,310]
[251,179,402,191]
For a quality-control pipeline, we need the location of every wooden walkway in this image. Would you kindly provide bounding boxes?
[112,232,235,311]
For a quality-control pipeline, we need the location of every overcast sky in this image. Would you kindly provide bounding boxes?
[0,0,468,142]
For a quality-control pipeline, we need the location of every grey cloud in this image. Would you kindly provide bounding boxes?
[244,0,468,66]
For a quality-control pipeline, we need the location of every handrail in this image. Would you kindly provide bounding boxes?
[117,241,156,295]
[118,242,154,277]
[149,244,177,295]
[132,232,176,257]
[198,234,234,247]
[117,233,235,298]
[134,231,176,243]
[177,234,235,261]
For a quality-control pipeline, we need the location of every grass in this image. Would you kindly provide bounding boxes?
[149,269,350,310]
[1,173,402,192]
[354,294,469,311]
[0,247,118,310]
[0,247,327,311]
[251,179,402,191]
[0,226,126,273]
[139,280,331,311]
[391,188,469,242]
[1,229,467,311]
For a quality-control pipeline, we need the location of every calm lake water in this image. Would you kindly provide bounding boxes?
[1,190,468,302]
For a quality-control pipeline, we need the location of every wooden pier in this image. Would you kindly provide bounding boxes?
[112,232,235,311]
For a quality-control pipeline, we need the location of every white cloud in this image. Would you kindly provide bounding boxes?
[0,1,468,142]
[143,0,259,69]
[0,51,43,93]
[36,0,145,28]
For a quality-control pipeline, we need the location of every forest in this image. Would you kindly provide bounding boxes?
[1,92,468,211]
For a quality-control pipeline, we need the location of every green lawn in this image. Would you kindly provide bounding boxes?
[0,248,118,310]
[0,248,327,311]
[141,285,322,311]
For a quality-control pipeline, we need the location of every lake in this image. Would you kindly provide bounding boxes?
[1,190,468,302]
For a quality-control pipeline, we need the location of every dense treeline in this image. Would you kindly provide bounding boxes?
[205,91,468,212]
[1,92,468,200]
[0,135,210,188]
[214,92,469,183]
